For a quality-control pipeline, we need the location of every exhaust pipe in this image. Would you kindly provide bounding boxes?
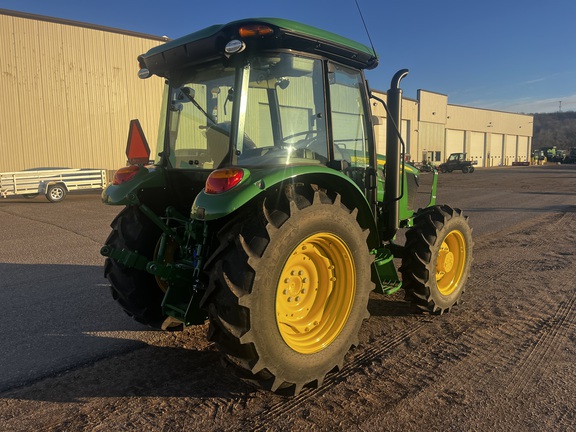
[383,69,409,241]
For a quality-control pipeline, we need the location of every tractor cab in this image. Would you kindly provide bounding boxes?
[134,19,382,207]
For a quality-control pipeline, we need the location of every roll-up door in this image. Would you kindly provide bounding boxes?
[445,129,465,156]
[504,135,517,165]
[490,134,504,167]
[517,136,529,162]
[470,132,485,167]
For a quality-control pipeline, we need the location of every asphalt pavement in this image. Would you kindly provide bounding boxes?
[0,192,156,392]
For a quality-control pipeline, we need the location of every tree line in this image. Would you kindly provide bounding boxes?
[532,111,576,150]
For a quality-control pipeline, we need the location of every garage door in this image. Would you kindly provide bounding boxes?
[470,132,485,167]
[490,134,503,167]
[445,129,464,157]
[517,136,529,162]
[504,135,517,165]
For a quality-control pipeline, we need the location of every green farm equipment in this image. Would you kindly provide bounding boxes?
[101,18,473,394]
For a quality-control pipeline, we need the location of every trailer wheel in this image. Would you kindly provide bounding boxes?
[104,206,175,329]
[46,184,67,202]
[400,205,473,314]
[203,185,372,395]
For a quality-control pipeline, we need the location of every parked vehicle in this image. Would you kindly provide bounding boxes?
[100,18,473,395]
[418,160,436,172]
[0,168,107,202]
[438,153,475,173]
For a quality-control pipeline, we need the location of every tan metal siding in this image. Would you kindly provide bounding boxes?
[0,15,21,170]
[0,13,164,172]
[418,90,447,124]
[419,122,444,154]
[447,104,533,136]
[370,92,418,157]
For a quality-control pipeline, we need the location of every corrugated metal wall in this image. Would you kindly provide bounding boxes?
[0,11,164,173]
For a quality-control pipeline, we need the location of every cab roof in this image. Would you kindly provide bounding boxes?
[139,18,378,78]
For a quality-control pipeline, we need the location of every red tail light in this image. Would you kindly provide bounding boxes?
[113,165,140,185]
[205,168,244,194]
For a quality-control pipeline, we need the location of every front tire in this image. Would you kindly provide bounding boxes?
[203,185,373,394]
[400,205,473,314]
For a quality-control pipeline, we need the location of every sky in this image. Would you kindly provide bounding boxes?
[1,0,575,114]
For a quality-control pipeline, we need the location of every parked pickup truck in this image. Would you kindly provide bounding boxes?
[0,168,107,202]
[438,153,475,174]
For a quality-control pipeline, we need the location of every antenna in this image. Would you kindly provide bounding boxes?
[355,0,378,59]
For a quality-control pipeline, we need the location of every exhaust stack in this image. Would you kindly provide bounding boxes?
[383,69,409,241]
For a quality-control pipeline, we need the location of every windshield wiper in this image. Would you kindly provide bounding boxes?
[180,87,217,125]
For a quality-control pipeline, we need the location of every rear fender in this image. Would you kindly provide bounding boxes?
[102,166,166,206]
[192,165,380,248]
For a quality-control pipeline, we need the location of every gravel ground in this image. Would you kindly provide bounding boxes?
[1,164,575,431]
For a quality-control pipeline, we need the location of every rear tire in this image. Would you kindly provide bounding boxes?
[400,205,473,314]
[104,206,172,329]
[203,185,373,394]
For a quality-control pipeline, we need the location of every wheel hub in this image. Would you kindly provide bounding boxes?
[437,246,455,275]
[275,233,355,354]
[435,230,466,296]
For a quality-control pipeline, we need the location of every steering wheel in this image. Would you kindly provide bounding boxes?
[281,130,317,146]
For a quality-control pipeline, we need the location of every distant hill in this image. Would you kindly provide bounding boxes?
[532,111,576,150]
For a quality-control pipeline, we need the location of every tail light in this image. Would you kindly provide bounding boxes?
[205,168,244,194]
[112,165,140,185]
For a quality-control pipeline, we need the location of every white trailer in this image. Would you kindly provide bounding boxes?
[0,168,107,202]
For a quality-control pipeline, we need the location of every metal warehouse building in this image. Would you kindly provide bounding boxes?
[370,90,534,167]
[0,9,533,174]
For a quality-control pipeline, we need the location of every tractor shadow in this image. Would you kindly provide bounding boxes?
[368,291,420,317]
[0,337,257,402]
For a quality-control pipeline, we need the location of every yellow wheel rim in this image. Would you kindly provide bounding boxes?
[275,233,356,354]
[436,230,466,296]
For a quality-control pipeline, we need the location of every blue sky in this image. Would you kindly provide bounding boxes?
[1,0,575,113]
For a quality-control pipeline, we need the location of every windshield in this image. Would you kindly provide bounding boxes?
[160,53,329,169]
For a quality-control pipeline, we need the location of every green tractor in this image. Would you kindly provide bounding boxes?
[101,18,473,395]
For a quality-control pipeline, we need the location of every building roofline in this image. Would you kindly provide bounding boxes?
[447,102,534,118]
[0,8,170,42]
